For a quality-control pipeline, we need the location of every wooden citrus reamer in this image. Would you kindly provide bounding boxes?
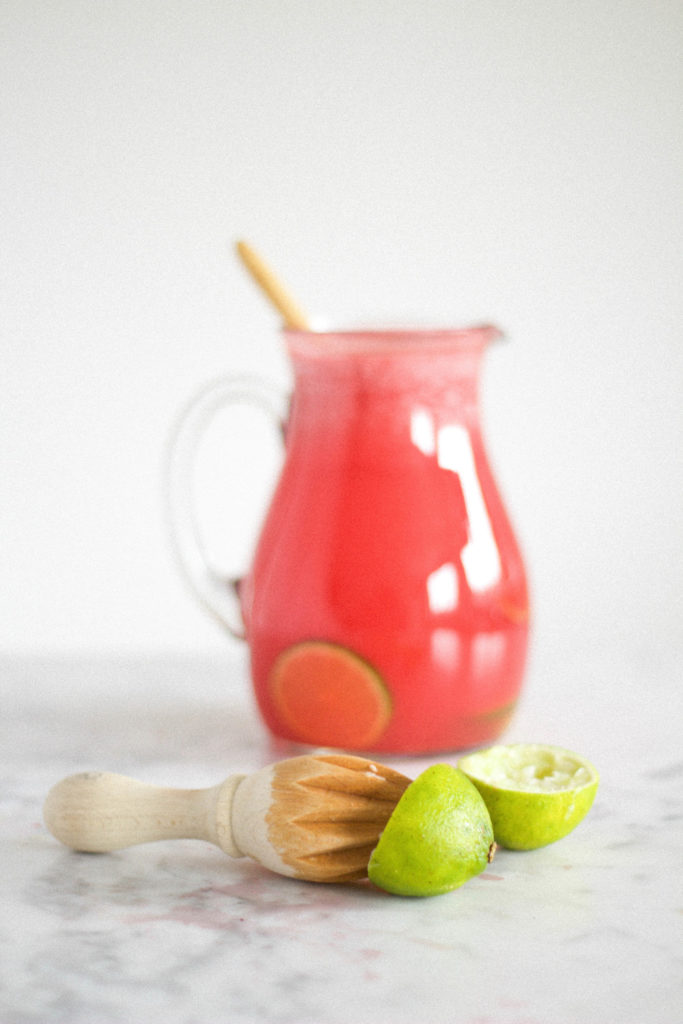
[44,754,412,883]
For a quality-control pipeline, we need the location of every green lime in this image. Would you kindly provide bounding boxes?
[458,743,599,850]
[368,764,495,897]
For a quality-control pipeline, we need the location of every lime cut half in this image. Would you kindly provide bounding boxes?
[457,743,599,850]
[367,764,495,897]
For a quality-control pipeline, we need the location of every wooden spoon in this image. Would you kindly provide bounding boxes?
[44,754,411,884]
[235,240,310,330]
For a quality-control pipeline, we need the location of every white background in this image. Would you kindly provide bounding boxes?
[2,0,681,664]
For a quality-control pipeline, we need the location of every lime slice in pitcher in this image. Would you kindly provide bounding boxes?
[458,743,599,850]
[269,641,392,749]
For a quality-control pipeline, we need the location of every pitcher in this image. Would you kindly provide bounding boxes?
[168,325,530,754]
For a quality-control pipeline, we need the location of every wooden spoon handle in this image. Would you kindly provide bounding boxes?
[235,240,310,329]
[43,771,246,857]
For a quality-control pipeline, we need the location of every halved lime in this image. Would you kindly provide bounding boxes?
[458,743,599,850]
[367,764,495,897]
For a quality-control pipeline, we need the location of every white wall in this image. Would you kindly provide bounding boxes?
[2,0,681,659]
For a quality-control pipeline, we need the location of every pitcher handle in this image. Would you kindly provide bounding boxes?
[165,375,288,639]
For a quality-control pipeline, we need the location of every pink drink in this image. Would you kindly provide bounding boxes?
[240,328,529,753]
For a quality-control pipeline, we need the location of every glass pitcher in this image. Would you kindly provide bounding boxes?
[167,326,530,754]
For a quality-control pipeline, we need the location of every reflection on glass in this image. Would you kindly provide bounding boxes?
[410,407,436,456]
[437,424,501,591]
[431,627,461,671]
[427,562,458,613]
[471,632,508,697]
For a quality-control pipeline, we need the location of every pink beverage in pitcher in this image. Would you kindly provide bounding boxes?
[237,327,530,753]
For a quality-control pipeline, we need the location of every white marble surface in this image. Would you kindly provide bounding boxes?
[1,643,681,1024]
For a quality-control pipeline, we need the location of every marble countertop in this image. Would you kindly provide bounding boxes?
[2,642,681,1024]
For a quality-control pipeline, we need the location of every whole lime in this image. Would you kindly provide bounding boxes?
[367,764,495,897]
[458,743,599,850]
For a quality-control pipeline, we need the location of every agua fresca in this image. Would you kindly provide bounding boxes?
[239,327,529,754]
